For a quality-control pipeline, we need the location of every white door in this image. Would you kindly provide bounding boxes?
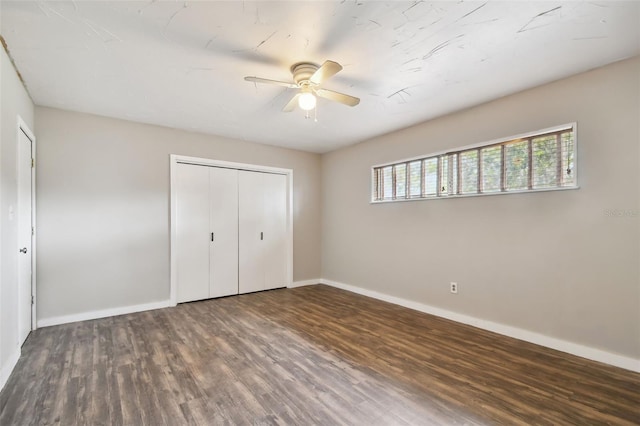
[17,128,33,345]
[262,173,287,290]
[238,171,265,294]
[175,163,210,303]
[209,167,238,298]
[238,171,288,294]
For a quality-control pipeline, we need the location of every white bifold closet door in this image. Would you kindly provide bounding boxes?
[239,171,287,293]
[209,168,239,298]
[175,163,238,303]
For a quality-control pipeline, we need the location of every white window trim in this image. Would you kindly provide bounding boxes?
[371,123,579,203]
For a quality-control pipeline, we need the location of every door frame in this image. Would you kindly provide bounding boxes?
[169,155,293,306]
[17,116,37,332]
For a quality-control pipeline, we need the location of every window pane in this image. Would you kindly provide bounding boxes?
[408,161,421,197]
[532,135,558,189]
[439,155,448,195]
[505,140,529,190]
[440,154,458,195]
[561,132,575,187]
[460,150,479,194]
[382,166,393,199]
[372,168,380,200]
[481,146,501,192]
[450,154,458,195]
[395,163,407,199]
[424,158,438,196]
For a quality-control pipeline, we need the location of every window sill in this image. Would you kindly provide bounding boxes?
[370,185,580,204]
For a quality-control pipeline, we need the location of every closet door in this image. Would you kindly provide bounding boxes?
[209,167,239,298]
[238,171,265,294]
[238,171,288,294]
[175,163,210,303]
[263,173,287,290]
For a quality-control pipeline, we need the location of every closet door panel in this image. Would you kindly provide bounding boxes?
[238,171,265,294]
[175,163,210,303]
[263,173,288,290]
[209,167,239,298]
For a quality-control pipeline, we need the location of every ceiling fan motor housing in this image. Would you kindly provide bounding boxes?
[291,62,319,86]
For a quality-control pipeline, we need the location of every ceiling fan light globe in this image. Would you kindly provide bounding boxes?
[298,92,316,111]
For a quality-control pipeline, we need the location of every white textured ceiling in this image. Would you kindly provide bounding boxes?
[1,1,638,153]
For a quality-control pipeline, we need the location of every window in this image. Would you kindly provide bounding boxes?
[372,124,577,202]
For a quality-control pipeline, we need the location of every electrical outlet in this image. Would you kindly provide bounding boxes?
[450,282,458,294]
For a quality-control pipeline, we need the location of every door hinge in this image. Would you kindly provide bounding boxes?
[31,295,34,305]
[32,226,34,236]
[31,158,35,168]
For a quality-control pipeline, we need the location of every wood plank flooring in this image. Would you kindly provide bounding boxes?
[1,285,639,425]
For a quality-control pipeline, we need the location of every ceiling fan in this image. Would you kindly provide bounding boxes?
[244,60,360,112]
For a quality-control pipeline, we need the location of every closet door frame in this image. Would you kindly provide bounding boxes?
[169,155,293,306]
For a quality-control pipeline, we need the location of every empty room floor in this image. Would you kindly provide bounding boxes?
[1,285,638,425]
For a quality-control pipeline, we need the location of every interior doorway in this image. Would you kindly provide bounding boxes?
[17,118,36,345]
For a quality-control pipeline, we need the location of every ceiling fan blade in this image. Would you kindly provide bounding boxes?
[310,60,343,85]
[282,93,301,112]
[315,88,360,107]
[244,76,298,89]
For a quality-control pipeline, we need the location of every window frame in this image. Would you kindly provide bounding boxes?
[371,123,578,203]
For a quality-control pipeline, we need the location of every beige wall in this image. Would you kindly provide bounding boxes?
[35,107,321,320]
[321,57,640,359]
[1,46,35,385]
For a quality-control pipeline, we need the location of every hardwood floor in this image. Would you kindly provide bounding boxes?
[1,285,639,425]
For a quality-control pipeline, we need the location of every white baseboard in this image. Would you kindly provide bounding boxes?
[320,279,640,373]
[31,280,640,372]
[37,300,174,328]
[288,279,320,288]
[0,348,21,392]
